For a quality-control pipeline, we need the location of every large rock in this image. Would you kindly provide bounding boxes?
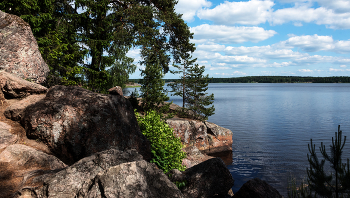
[21,85,151,164]
[0,144,66,198]
[180,158,234,198]
[0,71,47,99]
[233,178,282,198]
[0,10,49,84]
[0,121,17,151]
[166,118,233,154]
[16,149,183,198]
[0,144,66,172]
[5,94,46,121]
[81,160,184,198]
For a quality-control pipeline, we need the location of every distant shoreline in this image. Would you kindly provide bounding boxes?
[125,82,141,88]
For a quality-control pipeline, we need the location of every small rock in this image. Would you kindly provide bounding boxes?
[108,86,123,96]
[0,71,47,98]
[0,121,17,151]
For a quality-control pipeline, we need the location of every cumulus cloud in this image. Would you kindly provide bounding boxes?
[282,34,334,52]
[194,0,350,29]
[197,0,274,25]
[190,24,277,44]
[270,5,350,29]
[224,45,305,59]
[316,0,350,13]
[273,34,350,53]
[175,0,211,21]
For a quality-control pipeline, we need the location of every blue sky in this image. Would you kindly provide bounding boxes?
[128,0,350,79]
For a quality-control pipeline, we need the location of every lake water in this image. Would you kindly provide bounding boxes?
[126,83,350,196]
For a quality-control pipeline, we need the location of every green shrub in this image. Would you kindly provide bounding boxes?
[135,110,186,173]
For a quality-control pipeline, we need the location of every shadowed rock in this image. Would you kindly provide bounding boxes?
[233,178,282,198]
[5,94,46,121]
[16,149,179,198]
[181,158,234,198]
[21,85,151,164]
[0,144,66,198]
[0,10,49,84]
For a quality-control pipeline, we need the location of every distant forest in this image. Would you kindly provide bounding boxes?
[130,76,350,83]
[130,76,350,84]
[207,76,350,83]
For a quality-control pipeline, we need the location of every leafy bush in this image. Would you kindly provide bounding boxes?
[135,110,186,173]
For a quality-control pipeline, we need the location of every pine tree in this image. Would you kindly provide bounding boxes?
[168,56,215,121]
[186,64,215,121]
[2,0,195,93]
[307,125,350,198]
[140,59,170,113]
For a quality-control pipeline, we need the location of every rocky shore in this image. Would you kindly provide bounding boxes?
[0,10,282,198]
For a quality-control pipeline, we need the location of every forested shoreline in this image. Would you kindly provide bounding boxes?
[132,76,350,83]
[207,76,350,83]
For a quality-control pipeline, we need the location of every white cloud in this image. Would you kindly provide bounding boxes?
[197,0,274,25]
[340,65,347,68]
[316,0,350,13]
[214,71,247,76]
[194,0,350,29]
[209,67,231,70]
[175,0,211,21]
[299,69,313,72]
[294,22,303,27]
[224,45,305,59]
[283,34,334,52]
[334,40,350,53]
[190,24,277,44]
[197,43,226,52]
[329,68,344,72]
[270,5,350,29]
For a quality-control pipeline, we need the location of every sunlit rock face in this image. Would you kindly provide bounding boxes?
[0,10,49,84]
[166,118,233,154]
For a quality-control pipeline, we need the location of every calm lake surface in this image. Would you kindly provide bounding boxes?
[126,83,350,196]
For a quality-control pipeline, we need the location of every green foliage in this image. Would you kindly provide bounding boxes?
[2,0,195,94]
[287,177,311,198]
[135,110,186,174]
[186,64,215,121]
[288,126,350,198]
[307,125,350,198]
